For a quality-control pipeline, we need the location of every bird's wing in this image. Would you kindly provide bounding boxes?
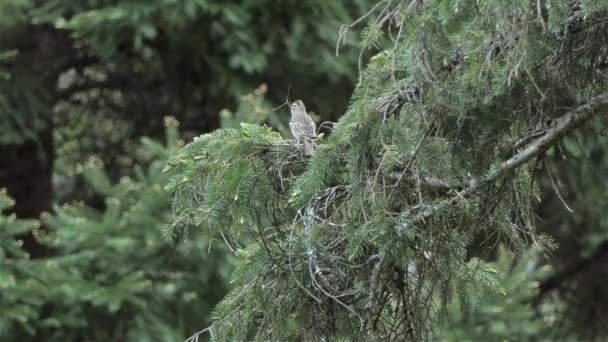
[289,121,300,140]
[289,114,316,138]
[301,115,316,138]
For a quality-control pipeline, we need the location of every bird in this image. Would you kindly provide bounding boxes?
[288,100,316,156]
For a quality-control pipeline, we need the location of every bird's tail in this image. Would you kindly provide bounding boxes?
[303,139,314,156]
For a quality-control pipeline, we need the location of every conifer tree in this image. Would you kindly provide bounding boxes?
[168,1,608,340]
[0,122,232,341]
[0,0,371,257]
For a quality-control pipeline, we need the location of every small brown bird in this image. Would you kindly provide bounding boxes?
[288,100,316,156]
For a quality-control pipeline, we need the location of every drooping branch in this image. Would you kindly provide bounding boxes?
[413,94,608,218]
[483,95,608,183]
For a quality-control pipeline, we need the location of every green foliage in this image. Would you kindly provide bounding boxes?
[1,0,607,340]
[440,246,559,341]
[54,111,132,184]
[0,0,372,145]
[0,123,232,341]
[0,194,39,336]
[170,1,608,340]
[535,130,608,338]
[168,123,292,235]
[1,1,378,339]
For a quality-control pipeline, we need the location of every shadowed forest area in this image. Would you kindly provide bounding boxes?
[1,1,607,341]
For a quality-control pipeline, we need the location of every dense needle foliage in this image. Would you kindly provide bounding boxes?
[169,1,608,340]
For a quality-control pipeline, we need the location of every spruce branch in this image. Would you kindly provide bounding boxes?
[413,94,608,219]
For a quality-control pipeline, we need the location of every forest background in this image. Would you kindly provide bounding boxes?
[1,0,607,341]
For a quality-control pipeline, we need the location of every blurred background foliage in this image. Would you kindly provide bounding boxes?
[439,246,559,341]
[0,0,607,340]
[0,0,371,339]
[1,122,232,340]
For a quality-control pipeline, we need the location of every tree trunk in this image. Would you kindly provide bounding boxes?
[0,124,54,258]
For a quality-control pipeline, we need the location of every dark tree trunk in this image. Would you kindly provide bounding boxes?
[0,125,54,258]
[0,25,64,258]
